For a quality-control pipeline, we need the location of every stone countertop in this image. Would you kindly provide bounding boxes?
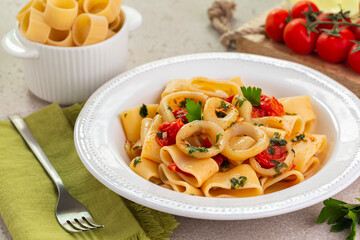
[0,0,359,239]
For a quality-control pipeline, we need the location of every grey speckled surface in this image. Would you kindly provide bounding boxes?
[0,0,359,239]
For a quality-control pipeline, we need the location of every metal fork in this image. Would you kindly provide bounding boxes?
[9,114,104,233]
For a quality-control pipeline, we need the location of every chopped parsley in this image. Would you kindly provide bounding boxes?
[219,101,230,109]
[133,157,141,167]
[285,112,297,115]
[259,124,264,127]
[291,149,295,154]
[139,104,148,118]
[270,132,287,146]
[186,144,208,157]
[291,133,306,142]
[132,145,142,151]
[124,113,128,118]
[234,96,246,108]
[216,133,223,143]
[179,99,187,108]
[268,146,275,156]
[166,105,172,111]
[272,173,281,178]
[241,86,262,106]
[230,176,247,189]
[270,159,288,173]
[229,122,235,128]
[185,98,202,122]
[279,119,282,123]
[220,159,230,171]
[156,131,163,139]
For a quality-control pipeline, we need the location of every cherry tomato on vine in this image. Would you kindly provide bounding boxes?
[348,42,360,74]
[283,18,319,55]
[316,28,355,63]
[265,9,290,42]
[351,20,360,40]
[291,1,319,19]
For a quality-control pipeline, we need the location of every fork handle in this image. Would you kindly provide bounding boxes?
[9,115,65,191]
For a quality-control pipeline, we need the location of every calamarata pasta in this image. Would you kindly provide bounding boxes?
[120,76,327,197]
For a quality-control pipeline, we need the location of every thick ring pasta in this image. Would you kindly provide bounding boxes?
[44,0,78,30]
[176,120,225,158]
[130,157,160,184]
[201,164,263,198]
[222,122,269,164]
[262,170,304,194]
[83,0,117,23]
[249,143,295,177]
[159,91,208,122]
[203,97,239,129]
[160,146,219,187]
[20,8,51,44]
[161,79,189,98]
[72,13,108,46]
[188,76,240,98]
[17,0,35,23]
[46,28,74,46]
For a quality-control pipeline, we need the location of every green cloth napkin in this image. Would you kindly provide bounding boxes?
[0,103,178,240]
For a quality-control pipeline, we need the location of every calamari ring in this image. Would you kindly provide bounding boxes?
[203,97,239,129]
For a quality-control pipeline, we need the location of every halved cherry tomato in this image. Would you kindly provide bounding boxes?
[224,95,235,103]
[255,145,288,169]
[168,162,192,176]
[265,8,290,42]
[316,28,355,63]
[173,108,189,123]
[348,43,360,74]
[283,18,319,55]
[212,154,225,167]
[201,137,212,148]
[156,119,184,146]
[291,1,319,19]
[251,95,285,118]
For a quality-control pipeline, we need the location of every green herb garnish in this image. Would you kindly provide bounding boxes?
[285,112,297,116]
[270,132,287,146]
[139,104,148,118]
[268,146,275,156]
[241,86,262,106]
[186,144,208,157]
[219,101,230,109]
[316,198,360,240]
[180,99,187,108]
[216,111,226,118]
[230,176,247,189]
[133,157,141,167]
[234,96,246,108]
[132,145,142,151]
[216,133,223,143]
[270,159,288,173]
[166,105,172,111]
[124,113,128,118]
[220,159,230,171]
[185,98,202,122]
[229,122,235,128]
[291,133,306,142]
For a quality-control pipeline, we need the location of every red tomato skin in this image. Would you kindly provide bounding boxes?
[317,13,352,31]
[201,137,212,148]
[283,19,319,55]
[255,145,288,169]
[224,95,235,103]
[265,9,290,42]
[172,108,189,123]
[291,1,319,19]
[316,29,355,63]
[352,20,360,40]
[212,155,224,167]
[348,44,360,74]
[251,95,285,118]
[156,119,184,146]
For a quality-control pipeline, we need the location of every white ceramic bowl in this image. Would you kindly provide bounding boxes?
[74,53,360,220]
[1,6,142,105]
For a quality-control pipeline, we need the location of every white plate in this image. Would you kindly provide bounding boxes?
[74,53,360,220]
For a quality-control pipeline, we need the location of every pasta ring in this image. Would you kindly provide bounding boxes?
[249,143,295,177]
[262,170,304,194]
[159,91,208,122]
[44,0,78,30]
[20,8,51,44]
[46,28,74,46]
[188,76,240,98]
[16,0,35,23]
[176,120,225,158]
[113,0,123,15]
[222,122,269,164]
[83,0,117,23]
[203,97,239,129]
[72,13,108,46]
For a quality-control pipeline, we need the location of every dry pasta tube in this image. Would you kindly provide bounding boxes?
[159,91,208,122]
[203,97,239,129]
[109,14,121,30]
[17,0,35,22]
[249,143,295,177]
[20,8,51,44]
[262,170,304,194]
[176,120,226,158]
[222,122,269,164]
[83,0,117,23]
[44,0,78,30]
[188,77,241,98]
[202,164,263,198]
[32,0,46,12]
[130,157,160,184]
[77,0,85,14]
[160,145,219,187]
[158,164,204,196]
[161,79,189,98]
[141,115,163,163]
[113,0,123,15]
[46,28,74,46]
[112,9,125,32]
[72,13,108,46]
[106,29,116,39]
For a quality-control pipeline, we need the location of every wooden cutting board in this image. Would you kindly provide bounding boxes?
[235,3,360,97]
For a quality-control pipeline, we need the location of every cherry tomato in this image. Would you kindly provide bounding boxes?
[291,1,319,19]
[255,145,288,169]
[265,9,290,42]
[316,13,352,31]
[351,20,360,40]
[316,28,355,63]
[156,119,184,146]
[251,95,285,118]
[348,43,360,74]
[201,137,212,148]
[212,154,225,167]
[168,162,192,176]
[224,95,235,103]
[172,108,189,123]
[283,18,320,55]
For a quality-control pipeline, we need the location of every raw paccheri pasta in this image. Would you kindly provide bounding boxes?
[120,76,327,198]
[17,0,124,46]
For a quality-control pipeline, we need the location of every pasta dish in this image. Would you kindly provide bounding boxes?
[119,76,327,197]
